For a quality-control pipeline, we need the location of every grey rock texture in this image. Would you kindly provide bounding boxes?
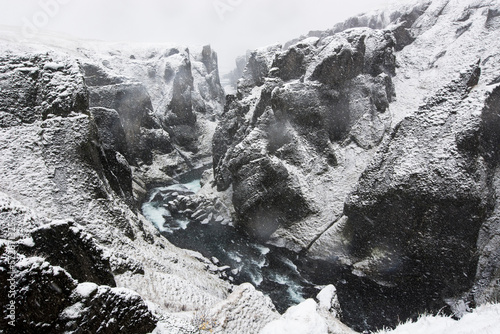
[0,53,88,125]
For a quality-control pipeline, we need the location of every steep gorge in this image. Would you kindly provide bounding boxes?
[1,0,500,333]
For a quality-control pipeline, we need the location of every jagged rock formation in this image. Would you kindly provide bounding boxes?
[379,303,500,334]
[76,43,225,204]
[0,39,230,333]
[208,283,280,334]
[213,28,396,249]
[0,248,157,334]
[210,0,500,330]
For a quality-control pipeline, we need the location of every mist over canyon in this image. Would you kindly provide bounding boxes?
[1,0,500,333]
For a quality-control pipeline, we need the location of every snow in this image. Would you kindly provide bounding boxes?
[379,304,500,334]
[15,256,45,270]
[316,285,336,311]
[17,237,35,248]
[60,302,85,320]
[260,299,329,334]
[141,202,169,233]
[73,282,98,299]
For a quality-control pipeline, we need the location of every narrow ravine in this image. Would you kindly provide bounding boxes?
[141,170,320,313]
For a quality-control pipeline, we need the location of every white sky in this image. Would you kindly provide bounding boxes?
[0,0,408,73]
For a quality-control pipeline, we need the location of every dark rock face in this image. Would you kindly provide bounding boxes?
[0,251,77,333]
[89,107,134,202]
[167,54,195,126]
[213,28,396,245]
[16,221,116,287]
[90,107,128,154]
[337,64,500,329]
[236,45,281,96]
[0,249,156,334]
[88,82,168,164]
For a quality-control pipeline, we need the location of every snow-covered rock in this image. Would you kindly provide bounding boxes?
[0,34,230,333]
[207,283,280,334]
[260,297,356,334]
[209,0,500,331]
[213,26,395,250]
[0,252,157,333]
[1,0,500,333]
[378,303,500,334]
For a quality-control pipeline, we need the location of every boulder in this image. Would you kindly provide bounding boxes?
[16,220,116,287]
[0,252,156,333]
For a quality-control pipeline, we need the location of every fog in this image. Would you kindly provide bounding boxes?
[0,0,411,73]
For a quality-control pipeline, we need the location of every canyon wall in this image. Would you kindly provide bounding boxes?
[211,0,500,329]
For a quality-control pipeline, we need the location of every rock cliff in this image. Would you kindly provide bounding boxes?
[0,37,229,333]
[211,0,500,330]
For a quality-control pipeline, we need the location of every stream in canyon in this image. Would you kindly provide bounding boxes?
[141,169,321,313]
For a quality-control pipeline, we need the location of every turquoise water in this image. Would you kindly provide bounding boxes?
[142,175,314,313]
[181,179,201,193]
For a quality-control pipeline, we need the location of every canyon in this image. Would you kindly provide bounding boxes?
[1,0,500,333]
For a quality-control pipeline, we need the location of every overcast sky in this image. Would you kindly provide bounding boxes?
[0,0,409,73]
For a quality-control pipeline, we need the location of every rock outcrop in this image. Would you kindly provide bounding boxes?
[0,39,230,333]
[0,249,157,334]
[213,27,396,249]
[209,0,500,330]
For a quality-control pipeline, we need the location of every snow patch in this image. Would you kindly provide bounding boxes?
[74,282,98,299]
[17,237,35,247]
[61,302,85,320]
[380,304,500,334]
[316,285,337,311]
[260,299,328,334]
